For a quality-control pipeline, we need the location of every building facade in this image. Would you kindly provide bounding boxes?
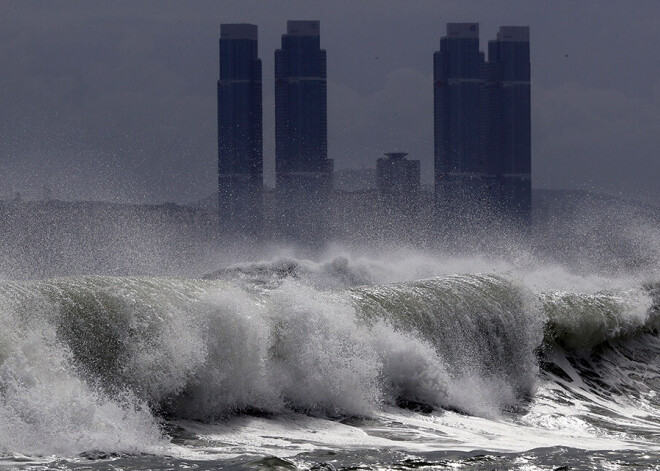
[488,26,531,224]
[217,23,263,235]
[275,20,332,241]
[434,23,531,226]
[434,23,489,216]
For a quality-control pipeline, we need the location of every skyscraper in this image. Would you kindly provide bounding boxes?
[217,23,263,235]
[434,23,531,226]
[488,27,531,224]
[434,23,488,216]
[275,20,332,241]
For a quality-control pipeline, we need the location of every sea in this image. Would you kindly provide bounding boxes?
[1,239,659,471]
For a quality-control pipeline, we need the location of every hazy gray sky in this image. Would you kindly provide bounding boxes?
[1,0,659,204]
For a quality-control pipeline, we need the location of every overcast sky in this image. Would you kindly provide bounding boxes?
[1,0,659,204]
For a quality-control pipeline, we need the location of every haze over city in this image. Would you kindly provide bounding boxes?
[2,3,660,470]
[1,0,659,204]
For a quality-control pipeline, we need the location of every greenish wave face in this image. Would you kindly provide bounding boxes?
[349,274,545,408]
[541,286,658,351]
[0,271,658,457]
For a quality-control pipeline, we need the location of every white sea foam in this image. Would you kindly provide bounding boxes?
[0,314,163,456]
[0,249,658,460]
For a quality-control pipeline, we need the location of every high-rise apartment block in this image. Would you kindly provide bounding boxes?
[488,26,531,223]
[434,23,531,225]
[215,20,530,241]
[434,24,485,208]
[275,20,332,240]
[217,24,263,235]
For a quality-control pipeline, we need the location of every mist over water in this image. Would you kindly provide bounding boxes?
[0,194,659,469]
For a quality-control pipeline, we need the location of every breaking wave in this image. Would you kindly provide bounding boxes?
[0,256,658,457]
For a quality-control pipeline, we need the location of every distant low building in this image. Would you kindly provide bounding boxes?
[376,152,420,212]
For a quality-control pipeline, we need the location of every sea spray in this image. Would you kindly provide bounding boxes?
[542,287,656,351]
[0,299,163,456]
[0,265,658,459]
[1,274,545,422]
[349,274,545,415]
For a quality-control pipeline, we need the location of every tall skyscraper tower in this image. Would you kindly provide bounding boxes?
[434,23,531,226]
[434,23,487,215]
[275,20,332,241]
[488,27,531,224]
[217,24,263,235]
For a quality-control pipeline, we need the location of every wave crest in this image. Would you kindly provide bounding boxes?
[0,270,658,456]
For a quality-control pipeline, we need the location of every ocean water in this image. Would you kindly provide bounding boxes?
[0,252,659,470]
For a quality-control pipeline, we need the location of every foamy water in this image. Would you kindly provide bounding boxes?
[0,252,659,469]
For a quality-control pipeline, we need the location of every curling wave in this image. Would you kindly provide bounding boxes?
[0,265,658,456]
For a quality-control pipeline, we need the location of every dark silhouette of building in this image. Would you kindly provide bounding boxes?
[376,152,420,212]
[217,23,263,235]
[434,23,531,226]
[434,23,489,216]
[275,20,332,241]
[488,27,531,224]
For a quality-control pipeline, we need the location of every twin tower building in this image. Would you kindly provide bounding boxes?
[218,21,531,240]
